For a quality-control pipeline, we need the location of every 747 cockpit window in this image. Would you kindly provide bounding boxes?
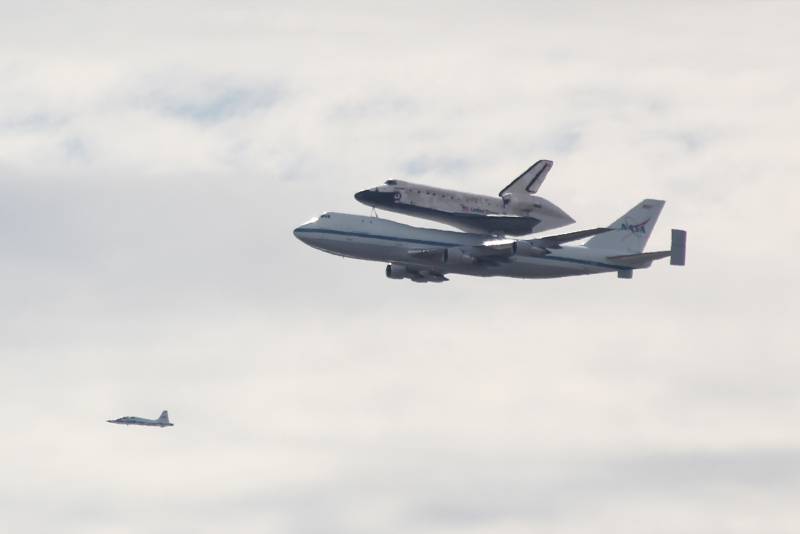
[320,213,331,219]
[385,179,398,185]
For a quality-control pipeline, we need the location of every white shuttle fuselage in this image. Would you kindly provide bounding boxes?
[354,160,574,236]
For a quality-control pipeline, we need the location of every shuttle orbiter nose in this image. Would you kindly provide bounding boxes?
[354,189,396,206]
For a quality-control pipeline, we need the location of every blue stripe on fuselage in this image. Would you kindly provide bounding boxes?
[295,227,463,248]
[294,227,630,271]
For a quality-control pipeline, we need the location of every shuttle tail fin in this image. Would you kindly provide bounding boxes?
[158,410,170,423]
[585,199,665,254]
[499,160,552,197]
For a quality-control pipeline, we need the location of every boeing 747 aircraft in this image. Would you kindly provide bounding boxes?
[294,199,685,282]
[107,411,173,427]
[354,160,574,236]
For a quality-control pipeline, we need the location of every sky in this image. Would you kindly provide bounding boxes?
[1,2,798,533]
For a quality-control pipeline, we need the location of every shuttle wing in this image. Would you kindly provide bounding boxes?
[433,212,541,236]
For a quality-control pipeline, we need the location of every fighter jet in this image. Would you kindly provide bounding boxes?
[354,160,574,236]
[294,199,685,282]
[107,410,173,427]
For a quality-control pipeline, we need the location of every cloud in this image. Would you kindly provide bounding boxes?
[0,2,798,534]
[142,78,282,123]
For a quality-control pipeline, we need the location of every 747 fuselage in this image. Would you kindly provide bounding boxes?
[294,199,686,283]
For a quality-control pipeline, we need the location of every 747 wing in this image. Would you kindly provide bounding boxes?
[408,227,611,264]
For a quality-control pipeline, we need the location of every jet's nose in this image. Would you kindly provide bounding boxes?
[354,189,398,206]
[293,217,318,243]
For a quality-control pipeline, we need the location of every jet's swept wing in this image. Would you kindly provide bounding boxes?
[408,237,516,263]
[408,249,448,261]
[527,227,612,248]
[499,160,553,197]
[408,227,610,266]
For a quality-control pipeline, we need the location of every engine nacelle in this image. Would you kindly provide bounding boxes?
[385,264,448,283]
[512,241,550,257]
[442,247,476,265]
[385,264,409,279]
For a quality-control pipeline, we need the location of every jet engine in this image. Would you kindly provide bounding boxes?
[385,264,448,283]
[385,264,410,279]
[512,241,550,257]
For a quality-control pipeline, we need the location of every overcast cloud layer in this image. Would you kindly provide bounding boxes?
[1,2,798,533]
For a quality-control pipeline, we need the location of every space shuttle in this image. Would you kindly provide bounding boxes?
[107,410,173,427]
[354,160,575,236]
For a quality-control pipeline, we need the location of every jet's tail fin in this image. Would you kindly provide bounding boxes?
[585,199,665,254]
[499,160,552,197]
[157,410,170,423]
